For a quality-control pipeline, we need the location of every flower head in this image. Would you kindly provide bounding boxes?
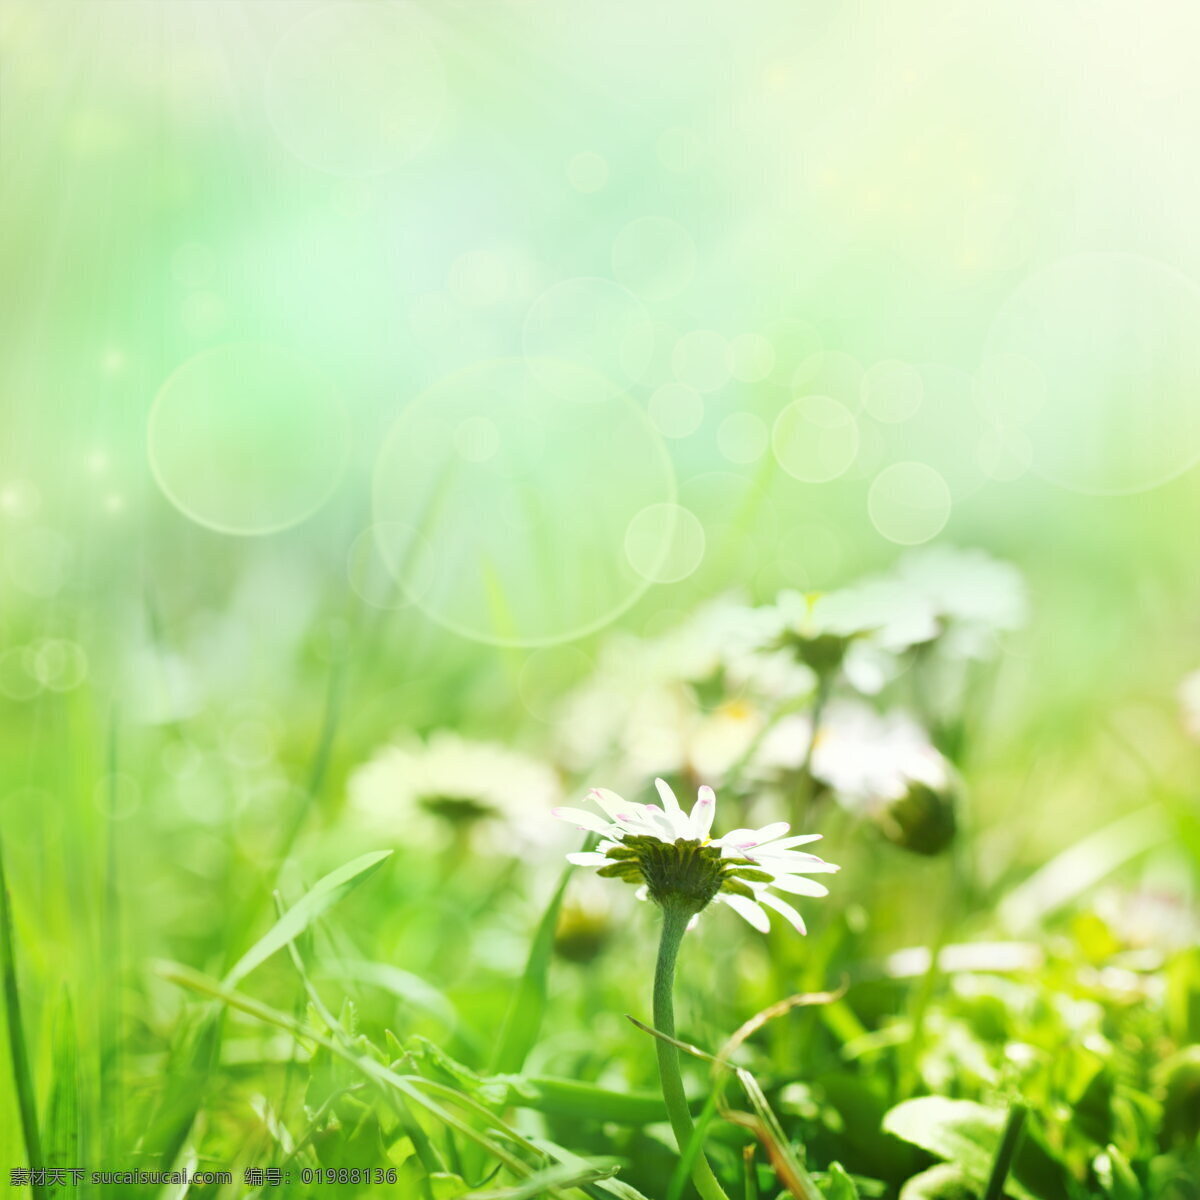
[762,585,937,692]
[349,731,562,849]
[755,702,958,855]
[554,596,811,788]
[554,779,838,932]
[893,546,1028,659]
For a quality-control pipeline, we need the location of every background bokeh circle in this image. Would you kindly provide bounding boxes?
[373,359,676,646]
[148,342,349,536]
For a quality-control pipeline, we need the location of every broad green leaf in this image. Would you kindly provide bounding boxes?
[883,1098,1003,1189]
[884,1099,1069,1200]
[427,1171,470,1199]
[898,1165,977,1200]
[224,851,392,987]
[821,1162,861,1199]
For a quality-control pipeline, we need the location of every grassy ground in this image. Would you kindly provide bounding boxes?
[1,547,1197,1200]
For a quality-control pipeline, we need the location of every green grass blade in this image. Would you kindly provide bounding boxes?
[224,850,393,988]
[0,833,46,1200]
[489,867,571,1074]
[982,1103,1027,1200]
[42,990,80,1181]
[461,1158,620,1199]
[496,1075,671,1125]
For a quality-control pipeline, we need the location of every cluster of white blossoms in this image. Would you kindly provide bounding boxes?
[759,546,1028,689]
[554,596,812,790]
[345,548,1024,867]
[554,779,838,932]
[554,548,1027,797]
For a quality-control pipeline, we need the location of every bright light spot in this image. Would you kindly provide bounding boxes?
[148,342,349,536]
[862,360,924,423]
[868,462,952,545]
[729,333,776,383]
[772,395,859,482]
[0,480,40,519]
[717,411,768,463]
[648,382,704,439]
[374,359,675,646]
[624,502,706,583]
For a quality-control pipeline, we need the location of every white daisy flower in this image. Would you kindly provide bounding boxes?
[752,702,957,854]
[553,779,838,933]
[893,546,1028,659]
[554,596,812,787]
[812,702,949,809]
[348,731,562,849]
[761,586,938,694]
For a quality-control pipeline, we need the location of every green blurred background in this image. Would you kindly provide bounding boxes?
[1,0,1199,1188]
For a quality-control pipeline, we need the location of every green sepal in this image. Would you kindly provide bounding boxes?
[726,866,774,882]
[719,877,756,899]
[603,845,640,861]
[597,861,643,882]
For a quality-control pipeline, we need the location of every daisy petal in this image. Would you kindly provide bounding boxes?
[566,851,610,866]
[752,851,840,873]
[690,785,716,839]
[716,828,765,850]
[760,833,824,850]
[588,787,629,821]
[769,873,830,898]
[552,807,613,835]
[654,777,684,815]
[720,892,771,932]
[758,890,807,934]
[745,821,790,845]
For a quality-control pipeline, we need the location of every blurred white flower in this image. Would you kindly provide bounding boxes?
[760,585,937,693]
[348,731,562,849]
[1095,883,1200,953]
[554,778,838,933]
[1179,668,1200,740]
[554,596,812,786]
[757,701,949,810]
[893,546,1028,659]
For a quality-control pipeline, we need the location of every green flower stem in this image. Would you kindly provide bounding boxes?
[653,903,730,1200]
[801,671,834,777]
